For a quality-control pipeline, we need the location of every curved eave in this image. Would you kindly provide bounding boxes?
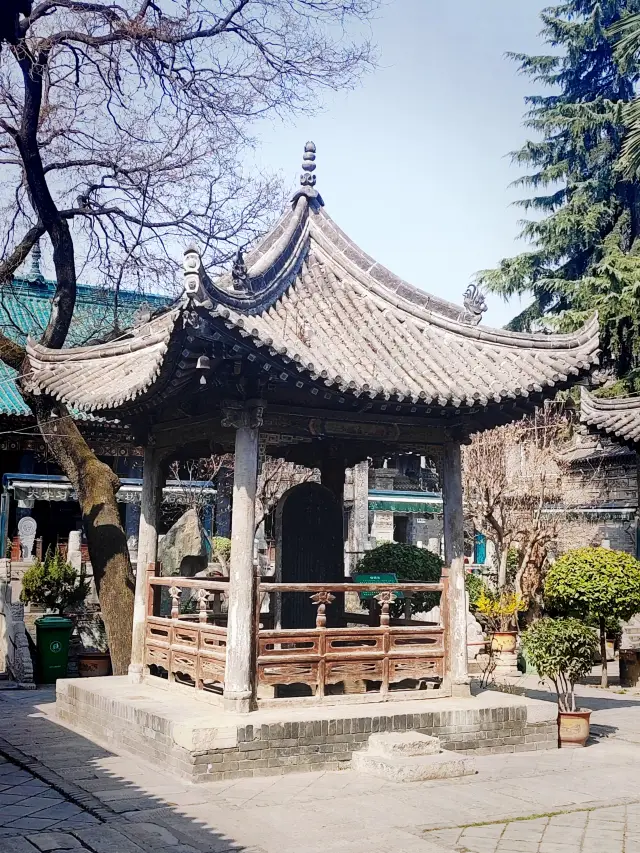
[212,298,600,407]
[24,308,182,412]
[580,387,640,448]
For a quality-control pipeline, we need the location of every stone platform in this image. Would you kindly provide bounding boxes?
[56,677,558,783]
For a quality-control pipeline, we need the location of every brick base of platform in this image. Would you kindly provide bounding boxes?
[56,677,558,783]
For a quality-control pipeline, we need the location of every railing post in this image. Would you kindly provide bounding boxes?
[375,590,394,698]
[311,591,335,699]
[252,569,261,705]
[169,585,181,620]
[197,588,209,624]
[146,562,160,617]
[440,565,450,693]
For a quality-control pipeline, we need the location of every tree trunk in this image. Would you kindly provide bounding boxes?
[498,549,508,589]
[10,50,135,675]
[599,615,608,689]
[33,398,135,674]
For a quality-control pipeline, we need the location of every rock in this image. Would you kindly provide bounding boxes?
[467,611,485,660]
[158,508,207,576]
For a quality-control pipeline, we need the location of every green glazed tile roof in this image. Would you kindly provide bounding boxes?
[0,276,171,417]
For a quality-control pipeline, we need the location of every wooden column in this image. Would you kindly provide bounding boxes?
[129,444,163,683]
[442,440,470,696]
[223,400,263,712]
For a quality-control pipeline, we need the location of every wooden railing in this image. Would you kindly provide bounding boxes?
[144,571,229,691]
[143,566,449,701]
[257,581,447,699]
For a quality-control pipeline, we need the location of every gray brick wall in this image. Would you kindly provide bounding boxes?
[57,686,557,783]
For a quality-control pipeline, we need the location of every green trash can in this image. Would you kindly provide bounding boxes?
[35,616,74,683]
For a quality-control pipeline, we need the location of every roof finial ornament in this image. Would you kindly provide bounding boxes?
[458,283,487,326]
[27,240,44,282]
[300,141,317,187]
[231,246,249,291]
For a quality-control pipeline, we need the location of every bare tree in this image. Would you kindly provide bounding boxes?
[463,406,601,615]
[0,0,377,672]
[166,455,232,522]
[255,457,317,534]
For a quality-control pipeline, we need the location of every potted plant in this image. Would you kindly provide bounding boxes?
[545,547,640,687]
[77,616,111,677]
[522,617,598,748]
[20,548,91,683]
[475,588,526,653]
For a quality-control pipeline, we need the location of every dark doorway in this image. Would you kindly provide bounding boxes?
[393,515,409,544]
[278,482,344,629]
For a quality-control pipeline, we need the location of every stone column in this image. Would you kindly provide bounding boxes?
[129,444,163,683]
[442,440,469,696]
[352,461,369,551]
[223,400,263,712]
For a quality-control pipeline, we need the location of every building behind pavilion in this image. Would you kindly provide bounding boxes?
[577,388,640,556]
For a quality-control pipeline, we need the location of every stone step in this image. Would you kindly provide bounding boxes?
[352,748,476,783]
[367,732,441,757]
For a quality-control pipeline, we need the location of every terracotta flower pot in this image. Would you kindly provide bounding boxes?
[558,709,591,748]
[490,631,517,654]
[78,651,111,678]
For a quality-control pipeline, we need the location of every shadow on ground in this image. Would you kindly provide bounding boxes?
[0,688,262,852]
[519,686,640,713]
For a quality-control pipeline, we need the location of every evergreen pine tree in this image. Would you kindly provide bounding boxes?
[479,1,640,380]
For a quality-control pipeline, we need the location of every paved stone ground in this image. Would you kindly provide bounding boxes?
[0,673,639,853]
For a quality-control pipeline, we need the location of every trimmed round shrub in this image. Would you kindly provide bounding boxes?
[544,546,640,686]
[356,543,443,614]
[545,547,640,623]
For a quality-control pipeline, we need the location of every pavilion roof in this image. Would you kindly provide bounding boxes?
[580,387,640,448]
[24,144,600,418]
[0,270,169,418]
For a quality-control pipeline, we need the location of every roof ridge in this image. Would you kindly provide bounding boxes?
[581,386,640,410]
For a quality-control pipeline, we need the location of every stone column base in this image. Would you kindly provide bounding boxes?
[223,690,253,713]
[128,663,144,684]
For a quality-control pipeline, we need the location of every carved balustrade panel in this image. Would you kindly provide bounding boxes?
[256,581,448,700]
[143,575,230,692]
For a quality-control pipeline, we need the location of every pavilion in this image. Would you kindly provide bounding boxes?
[25,144,600,717]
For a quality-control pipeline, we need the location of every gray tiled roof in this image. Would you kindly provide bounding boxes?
[580,387,640,447]
[24,191,600,414]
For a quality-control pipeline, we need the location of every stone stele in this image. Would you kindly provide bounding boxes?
[158,507,207,576]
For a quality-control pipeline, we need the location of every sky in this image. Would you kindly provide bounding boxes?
[254,0,550,329]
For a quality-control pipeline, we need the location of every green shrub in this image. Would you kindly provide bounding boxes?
[210,536,231,572]
[545,546,640,686]
[356,543,443,614]
[20,548,91,615]
[521,617,598,711]
[465,572,488,609]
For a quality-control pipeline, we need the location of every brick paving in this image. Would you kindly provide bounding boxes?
[0,680,639,852]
